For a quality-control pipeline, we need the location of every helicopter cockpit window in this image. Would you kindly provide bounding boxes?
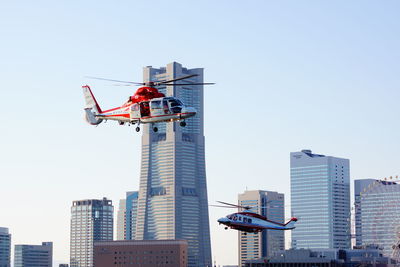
[151,100,162,109]
[169,99,183,113]
[169,99,182,107]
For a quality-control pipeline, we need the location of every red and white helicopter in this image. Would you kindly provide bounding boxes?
[214,201,297,234]
[82,74,214,132]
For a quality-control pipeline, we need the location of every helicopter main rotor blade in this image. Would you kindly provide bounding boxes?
[209,205,238,208]
[163,83,215,86]
[217,201,251,210]
[85,76,144,85]
[158,74,198,84]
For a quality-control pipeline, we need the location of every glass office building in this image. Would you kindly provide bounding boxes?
[355,179,400,258]
[238,190,285,267]
[70,198,113,267]
[0,227,11,267]
[14,242,52,267]
[116,191,138,240]
[354,179,376,247]
[134,62,212,267]
[290,150,350,249]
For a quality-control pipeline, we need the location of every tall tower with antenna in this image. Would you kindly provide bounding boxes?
[134,62,212,267]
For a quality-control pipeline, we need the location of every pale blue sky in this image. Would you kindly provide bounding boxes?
[1,1,399,265]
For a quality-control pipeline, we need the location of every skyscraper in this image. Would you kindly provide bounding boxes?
[14,242,52,267]
[116,191,138,240]
[238,190,285,267]
[354,178,376,247]
[116,199,127,240]
[134,62,212,267]
[355,178,400,258]
[70,198,113,267]
[290,149,350,249]
[0,227,11,267]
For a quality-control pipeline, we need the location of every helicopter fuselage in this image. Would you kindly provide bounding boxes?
[218,212,297,233]
[83,85,196,131]
[95,97,196,124]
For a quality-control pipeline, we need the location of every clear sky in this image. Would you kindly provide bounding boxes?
[1,1,400,265]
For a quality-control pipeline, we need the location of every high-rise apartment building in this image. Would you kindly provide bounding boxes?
[134,62,212,267]
[238,190,285,267]
[355,179,400,257]
[14,242,52,267]
[0,227,11,267]
[290,149,350,249]
[116,191,138,240]
[70,198,113,267]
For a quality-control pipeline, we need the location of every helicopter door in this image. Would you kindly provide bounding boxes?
[163,99,170,114]
[130,103,141,119]
[150,100,163,116]
[140,102,150,117]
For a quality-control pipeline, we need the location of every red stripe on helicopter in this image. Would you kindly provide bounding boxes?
[101,114,130,118]
[102,107,126,113]
[141,112,196,119]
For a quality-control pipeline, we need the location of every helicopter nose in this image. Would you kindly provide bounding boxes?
[181,107,196,116]
[218,217,229,224]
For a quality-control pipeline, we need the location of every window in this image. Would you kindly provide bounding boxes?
[151,100,162,109]
[131,103,139,111]
[169,99,182,107]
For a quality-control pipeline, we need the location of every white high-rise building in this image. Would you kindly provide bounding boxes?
[116,199,127,240]
[290,149,351,249]
[238,190,285,267]
[134,62,212,267]
[116,191,138,240]
[70,198,113,267]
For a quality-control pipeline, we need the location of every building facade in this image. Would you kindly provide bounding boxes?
[355,179,400,258]
[70,198,114,267]
[244,247,397,267]
[134,62,212,267]
[290,150,351,249]
[117,191,138,240]
[116,199,127,240]
[93,239,188,267]
[354,179,376,247]
[14,242,53,267]
[0,227,11,267]
[238,190,285,267]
